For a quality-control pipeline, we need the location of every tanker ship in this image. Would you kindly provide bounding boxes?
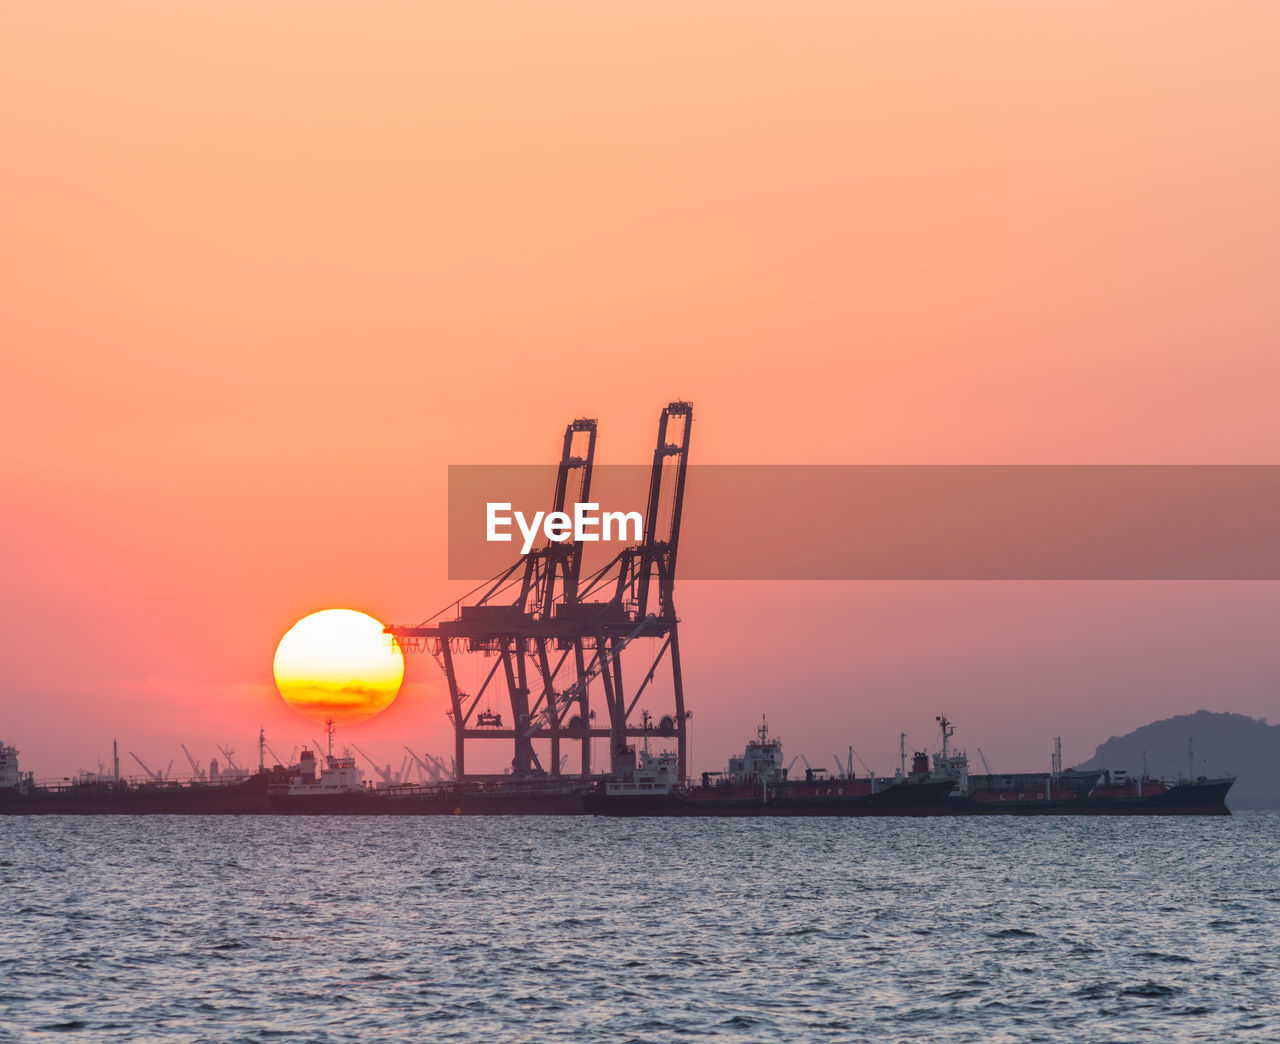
[919,715,1234,816]
[581,718,955,817]
[0,737,293,815]
[1,734,586,816]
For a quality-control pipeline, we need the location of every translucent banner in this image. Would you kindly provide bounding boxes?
[448,465,1280,581]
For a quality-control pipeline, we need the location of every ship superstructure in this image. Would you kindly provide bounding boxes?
[286,745,365,795]
[1,740,29,794]
[605,745,681,797]
[724,716,784,786]
[929,714,969,794]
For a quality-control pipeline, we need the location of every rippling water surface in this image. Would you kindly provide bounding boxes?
[2,814,1278,1042]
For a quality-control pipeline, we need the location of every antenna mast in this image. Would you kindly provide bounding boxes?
[936,714,953,760]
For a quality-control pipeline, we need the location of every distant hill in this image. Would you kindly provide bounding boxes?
[1075,711,1278,810]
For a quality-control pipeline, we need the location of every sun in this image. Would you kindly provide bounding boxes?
[273,609,404,726]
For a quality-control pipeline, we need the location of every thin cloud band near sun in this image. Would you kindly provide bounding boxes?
[273,609,404,726]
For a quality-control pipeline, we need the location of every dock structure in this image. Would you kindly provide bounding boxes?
[386,402,693,782]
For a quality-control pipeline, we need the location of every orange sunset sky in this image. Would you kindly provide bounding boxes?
[3,3,1279,778]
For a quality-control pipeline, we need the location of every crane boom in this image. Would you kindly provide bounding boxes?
[403,747,428,782]
[179,744,203,778]
[403,747,456,783]
[402,747,434,780]
[129,752,163,782]
[350,743,393,784]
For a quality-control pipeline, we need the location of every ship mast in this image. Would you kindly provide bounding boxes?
[936,714,953,761]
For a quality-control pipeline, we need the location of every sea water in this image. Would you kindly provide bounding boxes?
[2,814,1278,1042]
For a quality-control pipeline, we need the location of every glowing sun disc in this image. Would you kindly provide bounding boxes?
[273,609,404,725]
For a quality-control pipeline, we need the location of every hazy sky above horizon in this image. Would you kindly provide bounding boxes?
[4,2,1279,777]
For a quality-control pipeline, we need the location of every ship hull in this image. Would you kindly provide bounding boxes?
[0,774,280,815]
[947,778,1234,816]
[582,779,956,817]
[267,783,589,815]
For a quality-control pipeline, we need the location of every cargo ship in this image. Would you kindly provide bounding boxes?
[582,718,955,817]
[918,716,1235,816]
[0,737,294,815]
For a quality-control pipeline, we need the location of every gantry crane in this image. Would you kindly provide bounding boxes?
[387,402,694,781]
